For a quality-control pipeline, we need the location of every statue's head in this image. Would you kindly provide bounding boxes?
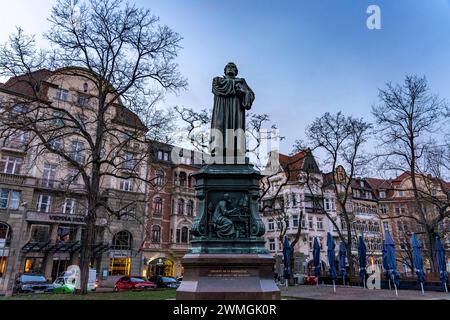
[224,62,238,77]
[223,193,231,202]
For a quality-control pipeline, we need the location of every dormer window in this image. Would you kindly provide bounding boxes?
[379,191,386,198]
[55,89,69,101]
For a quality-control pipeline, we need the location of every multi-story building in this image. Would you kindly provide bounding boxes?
[0,68,147,292]
[141,141,200,278]
[367,172,450,274]
[261,150,339,276]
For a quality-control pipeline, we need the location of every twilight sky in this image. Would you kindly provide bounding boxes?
[1,0,450,155]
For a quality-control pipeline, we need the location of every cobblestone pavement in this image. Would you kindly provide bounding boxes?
[280,285,450,300]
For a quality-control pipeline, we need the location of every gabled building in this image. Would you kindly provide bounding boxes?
[261,150,339,276]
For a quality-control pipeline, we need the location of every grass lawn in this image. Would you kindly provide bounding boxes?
[0,288,177,300]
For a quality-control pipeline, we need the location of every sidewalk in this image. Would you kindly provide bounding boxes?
[280,285,450,300]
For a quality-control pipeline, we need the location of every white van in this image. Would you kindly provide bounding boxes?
[53,268,97,293]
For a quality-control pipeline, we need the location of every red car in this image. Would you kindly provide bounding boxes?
[114,276,157,291]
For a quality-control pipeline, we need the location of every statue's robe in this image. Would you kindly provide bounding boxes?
[211,200,235,238]
[210,76,255,157]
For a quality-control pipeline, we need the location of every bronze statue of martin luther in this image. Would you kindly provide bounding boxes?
[210,62,255,163]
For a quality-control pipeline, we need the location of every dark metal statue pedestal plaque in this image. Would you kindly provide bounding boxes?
[176,254,280,300]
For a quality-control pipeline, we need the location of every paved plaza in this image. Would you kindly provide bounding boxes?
[280,285,450,300]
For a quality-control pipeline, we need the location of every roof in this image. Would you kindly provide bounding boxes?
[272,149,319,181]
[1,68,146,131]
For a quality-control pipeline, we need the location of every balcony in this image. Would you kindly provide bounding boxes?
[0,172,27,185]
[35,178,86,193]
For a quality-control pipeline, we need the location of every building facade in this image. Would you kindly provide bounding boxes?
[141,142,200,278]
[0,68,147,292]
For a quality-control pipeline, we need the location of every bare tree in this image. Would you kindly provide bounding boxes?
[0,0,186,293]
[294,112,372,276]
[372,75,447,271]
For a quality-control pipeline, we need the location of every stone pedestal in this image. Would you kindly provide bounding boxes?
[176,253,280,300]
[176,163,280,300]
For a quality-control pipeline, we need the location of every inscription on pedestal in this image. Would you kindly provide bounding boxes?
[207,269,251,278]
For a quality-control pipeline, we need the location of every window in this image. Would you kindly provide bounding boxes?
[42,163,57,187]
[119,179,133,192]
[269,239,275,251]
[301,216,306,229]
[268,219,274,231]
[398,190,405,197]
[395,204,406,214]
[317,217,324,231]
[151,225,161,243]
[0,223,11,277]
[176,229,181,243]
[67,168,79,184]
[0,155,23,175]
[24,257,44,273]
[52,111,65,127]
[379,204,387,214]
[178,199,185,215]
[109,258,131,276]
[62,198,76,214]
[112,231,132,250]
[186,200,194,216]
[37,195,51,213]
[77,95,89,107]
[155,170,165,186]
[379,191,386,199]
[0,189,20,209]
[122,152,136,171]
[70,141,84,163]
[292,215,299,227]
[308,216,314,230]
[383,222,389,231]
[0,223,11,247]
[8,131,28,148]
[157,150,170,161]
[291,194,297,207]
[181,227,189,243]
[12,104,28,114]
[30,225,50,242]
[153,197,162,215]
[179,172,187,187]
[49,137,62,150]
[56,226,76,243]
[55,89,69,101]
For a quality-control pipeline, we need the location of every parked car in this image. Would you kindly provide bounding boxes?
[53,268,97,293]
[148,275,180,289]
[114,276,157,291]
[13,273,54,294]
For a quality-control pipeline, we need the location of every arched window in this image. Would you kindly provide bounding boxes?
[186,200,194,216]
[181,227,189,243]
[0,223,11,246]
[155,170,165,186]
[178,199,185,215]
[151,225,161,243]
[112,230,132,250]
[153,197,163,215]
[179,172,187,187]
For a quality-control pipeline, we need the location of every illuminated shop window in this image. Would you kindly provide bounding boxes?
[109,257,131,276]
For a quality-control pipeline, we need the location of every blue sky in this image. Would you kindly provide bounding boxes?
[1,0,450,154]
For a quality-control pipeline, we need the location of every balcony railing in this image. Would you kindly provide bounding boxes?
[0,172,27,185]
[35,178,86,191]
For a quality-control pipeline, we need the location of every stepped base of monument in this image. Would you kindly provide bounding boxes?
[176,253,280,300]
